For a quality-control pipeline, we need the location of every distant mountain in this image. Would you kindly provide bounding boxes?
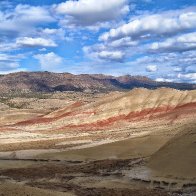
[0,72,195,94]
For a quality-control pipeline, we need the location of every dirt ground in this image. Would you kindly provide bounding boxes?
[0,90,196,196]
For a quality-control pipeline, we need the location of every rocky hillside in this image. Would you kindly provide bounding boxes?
[0,72,195,94]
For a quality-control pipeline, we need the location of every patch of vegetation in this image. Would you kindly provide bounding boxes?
[0,92,52,99]
[0,92,52,109]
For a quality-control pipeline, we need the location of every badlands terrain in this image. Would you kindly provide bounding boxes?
[0,74,195,196]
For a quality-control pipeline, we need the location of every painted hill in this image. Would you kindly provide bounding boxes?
[1,88,196,180]
[16,88,196,131]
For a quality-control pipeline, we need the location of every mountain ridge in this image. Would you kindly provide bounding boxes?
[0,71,195,94]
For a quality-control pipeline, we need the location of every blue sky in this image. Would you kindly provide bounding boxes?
[0,0,196,83]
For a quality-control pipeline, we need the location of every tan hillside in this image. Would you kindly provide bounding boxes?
[148,123,196,179]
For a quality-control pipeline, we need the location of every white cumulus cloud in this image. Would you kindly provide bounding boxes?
[55,0,129,28]
[155,78,174,82]
[150,32,196,52]
[0,53,25,72]
[98,51,125,61]
[0,4,54,38]
[34,52,63,71]
[146,65,157,72]
[16,37,57,47]
[100,8,196,41]
[177,73,196,81]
